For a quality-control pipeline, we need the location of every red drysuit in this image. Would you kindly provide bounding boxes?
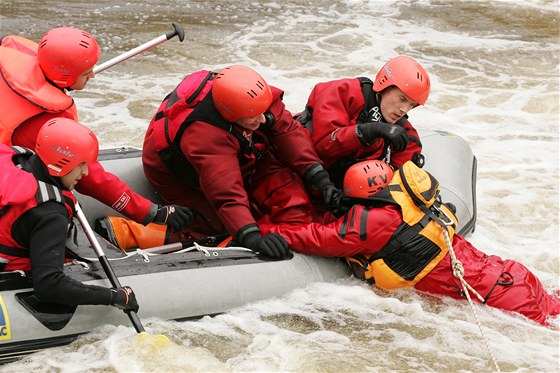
[1,34,156,223]
[12,116,156,224]
[260,204,560,326]
[303,78,422,169]
[143,72,326,237]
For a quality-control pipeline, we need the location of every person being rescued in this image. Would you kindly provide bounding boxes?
[296,55,428,187]
[98,65,341,259]
[258,159,560,327]
[0,118,139,312]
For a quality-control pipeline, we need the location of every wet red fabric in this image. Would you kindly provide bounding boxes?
[13,120,153,223]
[416,235,560,325]
[305,78,421,169]
[260,204,560,325]
[73,161,153,223]
[143,86,324,236]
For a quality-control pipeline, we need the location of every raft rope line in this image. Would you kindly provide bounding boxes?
[69,244,254,263]
[131,243,253,258]
[440,224,501,373]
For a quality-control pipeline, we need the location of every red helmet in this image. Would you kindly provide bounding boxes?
[343,160,394,198]
[35,118,99,176]
[212,65,273,122]
[38,27,100,88]
[373,56,430,105]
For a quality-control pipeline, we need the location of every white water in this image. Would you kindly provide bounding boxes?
[1,0,558,371]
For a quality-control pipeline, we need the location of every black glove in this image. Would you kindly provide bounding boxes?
[153,205,193,232]
[357,122,409,152]
[329,192,346,217]
[310,169,343,211]
[240,231,291,259]
[110,286,139,313]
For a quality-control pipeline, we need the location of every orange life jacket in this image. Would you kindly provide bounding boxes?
[346,161,458,290]
[0,36,77,145]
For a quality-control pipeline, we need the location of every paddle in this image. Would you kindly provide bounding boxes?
[93,22,185,74]
[73,201,168,342]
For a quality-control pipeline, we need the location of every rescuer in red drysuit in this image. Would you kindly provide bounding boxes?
[140,65,341,258]
[296,56,428,187]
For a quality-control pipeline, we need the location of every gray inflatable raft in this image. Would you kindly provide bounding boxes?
[0,129,476,363]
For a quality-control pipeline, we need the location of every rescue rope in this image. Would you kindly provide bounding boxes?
[442,228,501,372]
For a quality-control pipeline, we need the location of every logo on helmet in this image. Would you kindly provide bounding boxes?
[383,65,393,78]
[343,159,394,199]
[367,174,390,191]
[52,67,72,74]
[55,146,75,158]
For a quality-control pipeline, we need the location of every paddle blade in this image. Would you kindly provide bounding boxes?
[137,331,171,349]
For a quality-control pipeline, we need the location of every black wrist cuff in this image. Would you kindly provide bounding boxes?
[356,124,372,146]
[235,223,261,243]
[303,162,325,183]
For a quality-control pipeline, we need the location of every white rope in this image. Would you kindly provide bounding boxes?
[135,249,150,263]
[442,228,501,372]
[70,259,90,270]
[444,231,486,303]
[194,242,210,256]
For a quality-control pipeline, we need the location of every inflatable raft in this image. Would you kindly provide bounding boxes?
[0,129,477,363]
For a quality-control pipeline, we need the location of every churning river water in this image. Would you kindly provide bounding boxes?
[1,0,559,372]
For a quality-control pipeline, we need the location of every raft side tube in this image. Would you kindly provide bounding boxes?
[418,129,477,236]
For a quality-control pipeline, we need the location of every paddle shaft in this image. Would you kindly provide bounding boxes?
[93,22,185,74]
[74,202,146,333]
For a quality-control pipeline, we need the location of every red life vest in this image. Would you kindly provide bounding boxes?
[0,145,76,270]
[149,70,278,187]
[0,36,77,146]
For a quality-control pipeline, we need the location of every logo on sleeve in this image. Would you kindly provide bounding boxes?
[111,192,131,212]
